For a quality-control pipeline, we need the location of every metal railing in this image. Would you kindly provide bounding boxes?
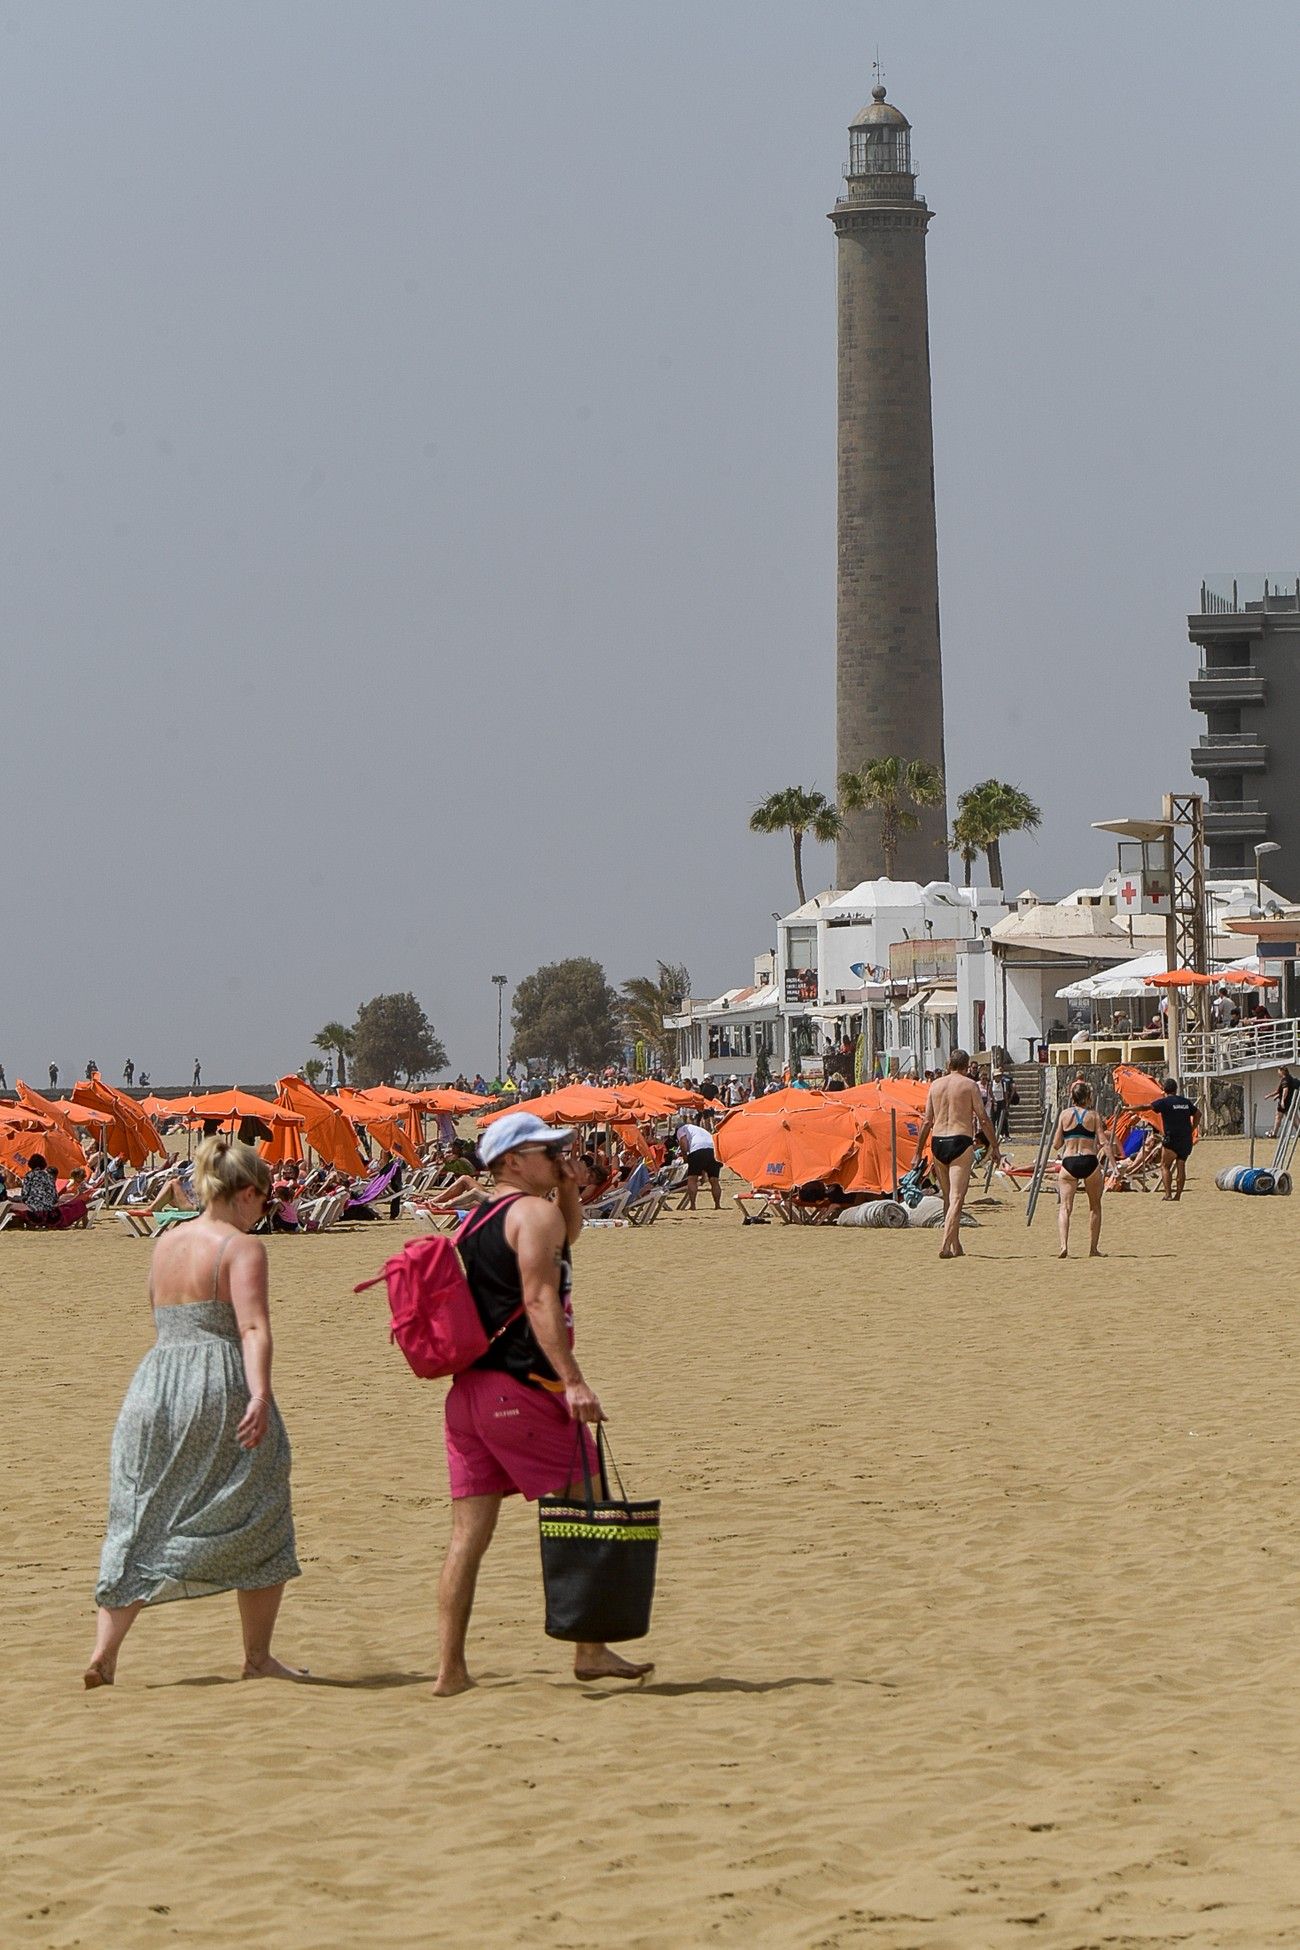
[1195,666,1261,682]
[1204,799,1263,814]
[1199,732,1264,747]
[1179,1017,1300,1078]
[1199,575,1300,614]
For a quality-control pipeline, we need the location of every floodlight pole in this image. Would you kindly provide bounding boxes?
[492,975,508,1085]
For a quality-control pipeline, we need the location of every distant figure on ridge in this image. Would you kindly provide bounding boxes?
[122,1058,135,1087]
[192,1057,202,1091]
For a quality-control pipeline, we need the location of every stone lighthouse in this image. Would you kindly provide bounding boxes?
[830,84,948,888]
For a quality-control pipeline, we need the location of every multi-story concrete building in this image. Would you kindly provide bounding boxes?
[1188,576,1300,892]
[830,85,948,889]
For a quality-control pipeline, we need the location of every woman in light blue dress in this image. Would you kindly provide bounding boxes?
[86,1137,303,1688]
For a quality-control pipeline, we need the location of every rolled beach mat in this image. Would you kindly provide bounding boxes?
[1274,1171,1292,1196]
[1215,1165,1276,1195]
[906,1195,946,1228]
[863,1198,908,1229]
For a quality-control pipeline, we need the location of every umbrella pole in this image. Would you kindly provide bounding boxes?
[889,1109,898,1199]
[1249,1070,1256,1167]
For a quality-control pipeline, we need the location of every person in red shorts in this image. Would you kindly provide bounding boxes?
[433,1110,655,1697]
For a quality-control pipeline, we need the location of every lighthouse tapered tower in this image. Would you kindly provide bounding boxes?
[830,85,947,888]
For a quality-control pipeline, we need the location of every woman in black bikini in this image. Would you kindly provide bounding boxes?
[1051,1080,1114,1259]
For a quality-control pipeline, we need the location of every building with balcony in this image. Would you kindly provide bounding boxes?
[1188,576,1300,888]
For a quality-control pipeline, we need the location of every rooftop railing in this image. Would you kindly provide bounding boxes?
[1198,576,1300,614]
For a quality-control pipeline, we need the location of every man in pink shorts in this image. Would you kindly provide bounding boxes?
[433,1111,654,1696]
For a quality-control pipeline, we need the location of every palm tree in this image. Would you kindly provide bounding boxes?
[313,1020,355,1087]
[838,758,945,881]
[949,801,985,888]
[952,780,1042,890]
[620,961,690,1071]
[748,788,842,907]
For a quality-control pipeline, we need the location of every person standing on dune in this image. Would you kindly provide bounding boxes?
[432,1111,653,1697]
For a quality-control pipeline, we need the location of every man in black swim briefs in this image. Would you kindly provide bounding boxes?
[1151,1078,1200,1201]
[913,1050,1001,1259]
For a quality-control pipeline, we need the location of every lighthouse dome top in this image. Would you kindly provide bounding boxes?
[850,86,910,131]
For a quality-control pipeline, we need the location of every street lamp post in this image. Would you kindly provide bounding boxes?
[1254,840,1281,911]
[492,975,508,1086]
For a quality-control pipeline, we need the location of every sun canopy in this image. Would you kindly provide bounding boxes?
[176,1090,305,1126]
[276,1075,368,1175]
[0,1114,87,1177]
[715,1104,858,1190]
[479,1085,632,1127]
[71,1077,166,1167]
[617,1080,712,1118]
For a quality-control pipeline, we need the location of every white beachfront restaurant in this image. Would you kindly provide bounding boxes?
[986,874,1284,1066]
[668,879,1009,1086]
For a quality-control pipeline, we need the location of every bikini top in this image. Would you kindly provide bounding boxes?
[1065,1110,1094,1136]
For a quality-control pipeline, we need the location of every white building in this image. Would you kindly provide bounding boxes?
[987,877,1279,1061]
[776,879,1008,1077]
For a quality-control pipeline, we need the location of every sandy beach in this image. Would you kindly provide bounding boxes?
[5,1135,1299,1948]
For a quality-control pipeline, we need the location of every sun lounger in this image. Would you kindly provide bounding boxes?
[300,1191,350,1232]
[113,1207,157,1237]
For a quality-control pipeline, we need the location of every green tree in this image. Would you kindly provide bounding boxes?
[351,992,447,1088]
[620,961,690,1070]
[949,803,984,888]
[302,1057,326,1087]
[313,1020,355,1087]
[511,958,622,1073]
[748,787,842,907]
[838,758,945,881]
[952,779,1042,891]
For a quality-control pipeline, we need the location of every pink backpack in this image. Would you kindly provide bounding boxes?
[354,1196,524,1380]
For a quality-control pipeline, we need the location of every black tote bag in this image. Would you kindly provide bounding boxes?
[538,1427,659,1643]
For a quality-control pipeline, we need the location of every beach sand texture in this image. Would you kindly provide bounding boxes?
[5,1135,1300,1949]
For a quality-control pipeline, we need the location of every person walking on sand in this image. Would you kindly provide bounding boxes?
[1267,1065,1297,1139]
[1151,1078,1200,1201]
[433,1110,653,1697]
[1050,1079,1114,1258]
[912,1049,1000,1260]
[675,1120,723,1210]
[192,1057,202,1091]
[85,1137,303,1689]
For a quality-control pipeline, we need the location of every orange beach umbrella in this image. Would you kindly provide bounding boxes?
[276,1075,367,1176]
[71,1076,165,1167]
[0,1106,88,1177]
[478,1085,632,1127]
[715,1104,858,1190]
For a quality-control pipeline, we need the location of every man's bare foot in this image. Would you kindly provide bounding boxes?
[1058,1247,1068,1258]
[83,1659,114,1690]
[1089,1249,1104,1257]
[241,1654,309,1680]
[431,1668,475,1697]
[574,1650,655,1682]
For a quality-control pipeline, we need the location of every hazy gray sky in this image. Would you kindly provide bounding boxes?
[4,1,1299,1082]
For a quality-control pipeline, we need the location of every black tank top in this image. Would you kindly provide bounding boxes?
[461,1196,573,1390]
